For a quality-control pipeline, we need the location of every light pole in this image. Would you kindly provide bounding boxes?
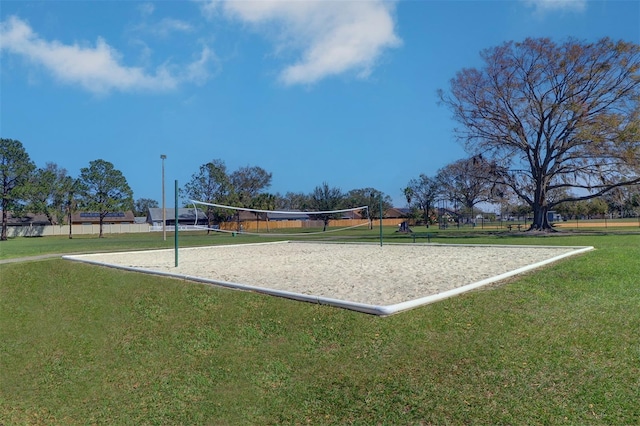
[379,193,383,247]
[161,154,167,241]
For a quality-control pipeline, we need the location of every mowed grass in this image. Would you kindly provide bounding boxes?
[1,216,639,260]
[1,232,639,424]
[0,231,265,260]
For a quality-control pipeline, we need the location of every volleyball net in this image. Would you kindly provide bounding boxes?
[188,199,371,237]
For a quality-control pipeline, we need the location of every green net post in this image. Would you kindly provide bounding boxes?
[379,196,383,247]
[175,180,179,267]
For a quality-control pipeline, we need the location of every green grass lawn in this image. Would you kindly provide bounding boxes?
[1,221,636,261]
[1,231,639,424]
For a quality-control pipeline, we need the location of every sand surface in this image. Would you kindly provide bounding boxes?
[66,242,589,307]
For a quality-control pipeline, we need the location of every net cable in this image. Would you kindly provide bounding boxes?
[189,199,371,237]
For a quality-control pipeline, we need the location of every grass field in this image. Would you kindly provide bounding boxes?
[1,228,639,424]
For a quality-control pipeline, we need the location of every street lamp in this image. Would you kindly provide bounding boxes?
[160,154,167,241]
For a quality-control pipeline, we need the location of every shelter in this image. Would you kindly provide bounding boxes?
[147,207,208,227]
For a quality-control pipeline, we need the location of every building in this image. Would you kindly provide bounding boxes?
[147,207,208,227]
[70,211,136,225]
[0,211,52,226]
[547,211,563,222]
[384,208,410,219]
[267,211,310,221]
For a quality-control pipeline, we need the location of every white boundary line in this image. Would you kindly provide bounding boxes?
[63,242,594,316]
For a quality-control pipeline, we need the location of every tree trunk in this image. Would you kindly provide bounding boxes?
[206,208,212,234]
[68,208,73,239]
[1,204,7,241]
[44,210,55,226]
[99,217,104,238]
[529,179,555,231]
[530,203,554,231]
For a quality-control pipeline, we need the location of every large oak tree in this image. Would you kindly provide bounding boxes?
[440,37,640,230]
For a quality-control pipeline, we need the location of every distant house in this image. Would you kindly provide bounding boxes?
[341,210,364,220]
[0,211,52,226]
[267,211,310,221]
[236,210,259,221]
[384,208,410,219]
[147,208,208,227]
[71,211,136,225]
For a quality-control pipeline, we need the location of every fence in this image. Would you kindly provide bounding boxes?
[7,218,408,238]
[6,223,152,237]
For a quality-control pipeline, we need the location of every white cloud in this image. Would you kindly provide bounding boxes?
[185,45,217,84]
[523,0,587,14]
[154,18,194,36]
[132,15,194,38]
[138,2,155,18]
[209,0,401,85]
[0,15,214,94]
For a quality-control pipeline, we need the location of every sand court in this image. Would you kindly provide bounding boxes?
[63,241,593,315]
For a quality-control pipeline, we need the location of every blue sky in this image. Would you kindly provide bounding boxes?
[1,0,639,207]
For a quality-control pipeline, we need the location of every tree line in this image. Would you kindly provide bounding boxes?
[0,141,136,240]
[2,36,639,238]
[403,155,639,227]
[0,140,394,239]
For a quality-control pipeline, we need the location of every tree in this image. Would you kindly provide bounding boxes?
[622,185,640,217]
[228,165,273,231]
[249,192,276,231]
[601,185,640,218]
[275,192,311,210]
[229,165,272,207]
[25,163,70,225]
[440,37,640,231]
[344,188,392,228]
[77,159,133,238]
[554,200,576,221]
[308,182,344,231]
[60,176,80,239]
[182,159,231,230]
[436,158,492,223]
[586,197,609,219]
[0,138,35,241]
[404,174,439,225]
[134,198,159,217]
